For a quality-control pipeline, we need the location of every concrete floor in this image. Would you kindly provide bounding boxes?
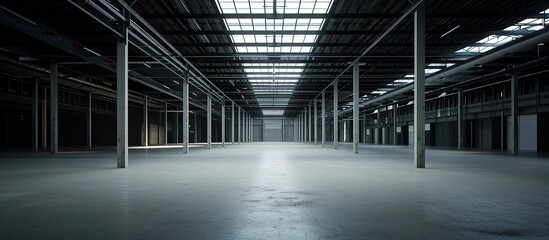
[1,143,548,240]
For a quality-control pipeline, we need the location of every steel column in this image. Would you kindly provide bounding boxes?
[457,89,464,150]
[50,64,58,154]
[207,90,212,150]
[333,78,339,149]
[116,21,129,168]
[222,99,225,147]
[314,99,318,144]
[231,102,235,144]
[42,87,47,149]
[307,104,310,143]
[353,61,359,154]
[321,91,326,147]
[182,71,189,154]
[165,102,168,145]
[414,1,426,168]
[393,104,397,145]
[510,74,519,154]
[87,92,92,149]
[144,96,148,147]
[238,107,241,143]
[32,80,38,152]
[377,110,381,144]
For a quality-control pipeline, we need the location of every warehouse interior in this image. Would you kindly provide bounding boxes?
[1,0,548,239]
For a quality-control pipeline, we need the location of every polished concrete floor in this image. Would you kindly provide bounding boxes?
[1,143,548,240]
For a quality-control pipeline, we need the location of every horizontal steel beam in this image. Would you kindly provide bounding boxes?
[161,30,536,36]
[140,13,543,19]
[170,42,499,48]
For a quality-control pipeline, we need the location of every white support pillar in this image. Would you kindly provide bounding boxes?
[457,89,464,150]
[182,71,189,154]
[510,74,519,154]
[116,20,129,168]
[249,114,252,142]
[414,1,426,168]
[303,110,307,142]
[301,113,304,142]
[298,114,301,142]
[238,107,241,143]
[321,91,326,147]
[87,92,92,149]
[32,80,38,152]
[231,102,235,144]
[333,78,339,149]
[50,63,58,154]
[393,104,397,146]
[144,96,148,147]
[375,108,383,144]
[207,90,212,150]
[165,102,168,145]
[250,115,252,142]
[222,99,225,147]
[42,87,47,149]
[314,99,318,144]
[353,61,359,154]
[175,109,179,143]
[308,104,312,143]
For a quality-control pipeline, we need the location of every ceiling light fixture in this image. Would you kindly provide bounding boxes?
[441,25,460,38]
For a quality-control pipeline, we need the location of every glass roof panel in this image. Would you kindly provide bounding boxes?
[368,8,548,98]
[216,0,334,115]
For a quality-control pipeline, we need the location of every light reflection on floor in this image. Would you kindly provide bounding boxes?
[234,150,318,239]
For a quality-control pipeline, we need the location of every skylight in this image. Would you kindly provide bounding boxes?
[216,0,333,116]
[373,8,549,97]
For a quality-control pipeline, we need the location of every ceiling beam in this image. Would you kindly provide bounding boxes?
[140,13,544,19]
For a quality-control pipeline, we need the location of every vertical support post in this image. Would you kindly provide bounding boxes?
[50,63,58,154]
[116,16,129,168]
[303,109,306,142]
[249,114,252,142]
[333,78,339,149]
[231,101,235,144]
[353,61,359,154]
[414,1,426,168]
[321,91,326,147]
[238,107,241,143]
[87,92,92,149]
[298,114,301,142]
[500,110,504,151]
[377,110,381,144]
[144,96,148,147]
[32,80,38,151]
[457,89,464,150]
[393,104,397,146]
[42,87,47,149]
[314,99,318,144]
[175,109,179,143]
[182,70,189,154]
[510,74,519,154]
[165,102,168,145]
[207,90,212,150]
[308,104,312,143]
[222,98,225,147]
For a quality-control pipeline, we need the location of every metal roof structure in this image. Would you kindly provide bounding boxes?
[1,0,548,118]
